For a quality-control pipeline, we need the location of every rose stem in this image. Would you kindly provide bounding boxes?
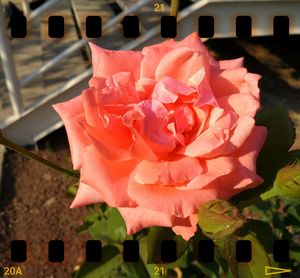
[0,129,79,178]
[171,0,180,17]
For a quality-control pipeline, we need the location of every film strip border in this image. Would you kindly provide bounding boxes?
[3,239,290,263]
[9,15,291,39]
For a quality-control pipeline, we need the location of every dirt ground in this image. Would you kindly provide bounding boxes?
[0,36,300,277]
[0,128,89,277]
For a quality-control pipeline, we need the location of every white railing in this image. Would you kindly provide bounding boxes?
[0,0,23,116]
[0,0,153,124]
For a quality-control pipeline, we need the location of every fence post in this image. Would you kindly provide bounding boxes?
[0,0,24,117]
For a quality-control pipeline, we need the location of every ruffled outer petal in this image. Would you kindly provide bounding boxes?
[172,214,198,241]
[53,95,91,170]
[127,172,218,218]
[155,47,207,83]
[223,116,255,155]
[80,145,137,207]
[218,57,244,70]
[210,67,261,99]
[134,156,202,185]
[218,126,267,193]
[70,182,104,208]
[186,156,236,189]
[140,32,208,80]
[118,207,173,235]
[233,126,267,188]
[217,93,260,118]
[89,42,142,80]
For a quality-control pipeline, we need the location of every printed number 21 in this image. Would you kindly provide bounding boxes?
[154,266,167,276]
[154,3,164,12]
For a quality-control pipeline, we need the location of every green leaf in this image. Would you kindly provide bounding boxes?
[140,236,148,263]
[261,161,300,200]
[88,208,127,243]
[290,246,300,262]
[243,220,276,254]
[192,260,221,278]
[198,200,245,239]
[230,104,296,208]
[106,208,127,242]
[167,246,189,269]
[66,184,78,198]
[122,261,151,278]
[88,220,110,241]
[77,214,100,234]
[223,234,272,278]
[146,227,189,264]
[256,103,295,157]
[75,245,122,278]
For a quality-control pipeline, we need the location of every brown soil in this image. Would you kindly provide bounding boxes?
[0,128,89,278]
[0,36,300,278]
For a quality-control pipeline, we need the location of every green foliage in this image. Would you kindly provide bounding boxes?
[198,200,245,239]
[223,233,271,278]
[88,208,128,243]
[66,184,78,198]
[246,198,300,272]
[75,245,122,278]
[261,161,300,200]
[121,261,151,278]
[146,227,189,264]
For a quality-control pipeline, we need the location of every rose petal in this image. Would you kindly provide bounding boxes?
[135,78,156,100]
[151,76,195,104]
[218,57,244,70]
[243,73,261,99]
[217,93,260,118]
[133,100,176,155]
[186,156,236,189]
[89,42,142,80]
[140,33,205,79]
[53,95,91,170]
[220,126,267,191]
[210,67,261,99]
[128,171,218,218]
[80,112,133,161]
[82,88,101,127]
[172,214,198,240]
[134,156,202,185]
[155,46,207,83]
[70,182,104,208]
[210,67,247,98]
[176,32,208,53]
[235,126,267,185]
[223,116,255,155]
[194,68,219,107]
[141,44,171,79]
[118,206,173,235]
[80,145,137,207]
[123,109,158,161]
[175,105,195,134]
[100,72,139,105]
[177,111,236,157]
[88,76,106,89]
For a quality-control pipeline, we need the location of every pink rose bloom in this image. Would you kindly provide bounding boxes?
[53,33,267,240]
